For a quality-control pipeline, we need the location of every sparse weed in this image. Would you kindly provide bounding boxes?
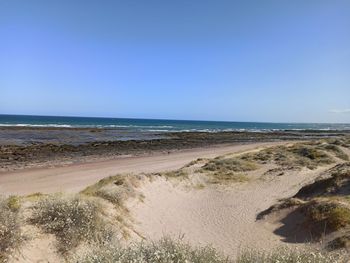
[200,157,256,183]
[241,143,335,170]
[29,194,109,254]
[73,237,230,263]
[81,174,139,207]
[162,170,189,178]
[236,247,347,263]
[0,196,23,262]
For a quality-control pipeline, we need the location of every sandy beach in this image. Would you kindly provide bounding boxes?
[0,142,283,195]
[1,135,349,262]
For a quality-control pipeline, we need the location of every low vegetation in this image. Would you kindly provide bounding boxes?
[81,174,140,207]
[0,196,23,262]
[327,233,350,250]
[241,143,335,170]
[295,163,350,198]
[193,140,348,184]
[202,157,257,173]
[199,157,257,183]
[316,143,349,161]
[302,200,350,235]
[73,237,229,263]
[29,194,113,254]
[236,248,346,263]
[258,163,350,249]
[73,237,348,263]
[328,136,350,149]
[161,169,189,178]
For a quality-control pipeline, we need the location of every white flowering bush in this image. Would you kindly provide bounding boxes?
[30,194,106,254]
[236,247,348,263]
[73,237,230,263]
[0,196,22,262]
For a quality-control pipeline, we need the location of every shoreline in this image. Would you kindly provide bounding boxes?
[0,141,287,195]
[1,129,348,172]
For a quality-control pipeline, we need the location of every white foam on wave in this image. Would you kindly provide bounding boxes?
[0,123,73,128]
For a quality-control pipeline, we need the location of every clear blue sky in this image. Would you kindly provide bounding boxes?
[1,0,349,123]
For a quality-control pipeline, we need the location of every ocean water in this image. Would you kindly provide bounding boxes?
[0,114,349,132]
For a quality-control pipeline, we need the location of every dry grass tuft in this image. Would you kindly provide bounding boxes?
[72,237,230,263]
[316,144,349,161]
[0,196,23,262]
[81,174,140,207]
[327,136,350,149]
[202,157,257,173]
[183,157,208,168]
[161,170,189,178]
[200,157,257,184]
[302,200,350,235]
[295,163,350,199]
[209,172,250,184]
[327,233,350,250]
[236,247,347,263]
[29,194,112,254]
[73,237,349,263]
[241,143,335,170]
[258,162,350,249]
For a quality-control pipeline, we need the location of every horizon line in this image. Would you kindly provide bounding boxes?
[0,113,349,125]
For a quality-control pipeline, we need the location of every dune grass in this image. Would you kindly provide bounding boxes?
[199,157,257,183]
[72,236,348,263]
[258,162,350,249]
[302,200,350,234]
[73,237,229,263]
[316,144,349,161]
[328,136,350,149]
[241,143,335,170]
[236,248,346,263]
[0,196,23,262]
[161,169,189,178]
[81,174,140,207]
[202,157,257,173]
[327,233,350,250]
[29,194,112,254]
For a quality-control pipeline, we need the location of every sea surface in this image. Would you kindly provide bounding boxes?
[1,114,349,132]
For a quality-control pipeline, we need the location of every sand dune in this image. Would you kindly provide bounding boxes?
[3,139,350,262]
[129,165,330,257]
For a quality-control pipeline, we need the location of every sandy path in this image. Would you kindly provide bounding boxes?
[0,142,285,195]
[130,166,330,257]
